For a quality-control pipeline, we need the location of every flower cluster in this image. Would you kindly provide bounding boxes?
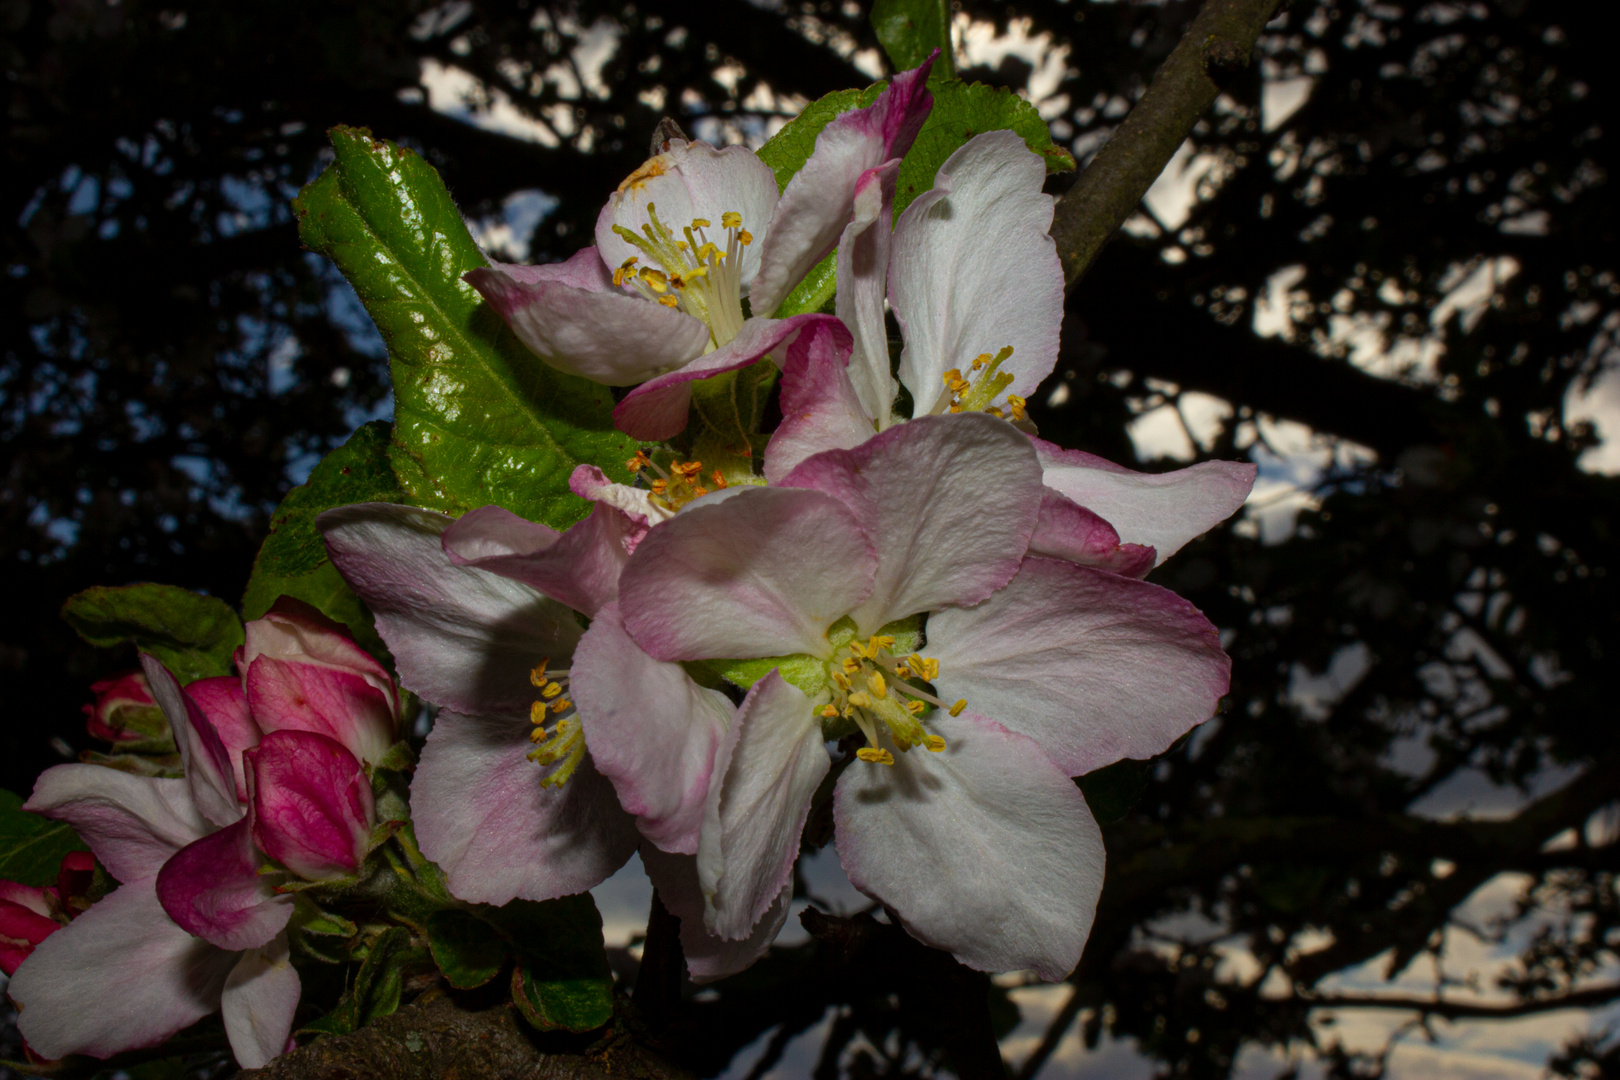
[6,54,1255,1070]
[5,602,396,1067]
[320,55,1255,986]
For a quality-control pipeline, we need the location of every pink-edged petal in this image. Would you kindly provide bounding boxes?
[764,317,874,484]
[220,931,300,1070]
[595,140,779,286]
[0,881,52,920]
[749,58,935,315]
[466,255,709,386]
[780,412,1043,632]
[1033,439,1258,565]
[241,598,396,710]
[835,161,900,422]
[186,676,258,801]
[1029,488,1157,578]
[927,556,1231,777]
[891,131,1062,415]
[245,656,395,770]
[698,672,828,939]
[618,486,876,662]
[319,503,584,715]
[411,710,638,905]
[142,655,241,828]
[834,713,1103,981]
[572,605,733,855]
[156,817,292,952]
[25,765,208,884]
[248,732,374,882]
[640,844,790,984]
[613,313,834,441]
[570,465,672,535]
[9,882,236,1061]
[445,503,639,619]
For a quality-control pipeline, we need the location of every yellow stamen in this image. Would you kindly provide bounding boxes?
[737,229,753,245]
[923,734,946,752]
[530,701,547,724]
[711,470,728,489]
[906,701,925,716]
[867,671,888,699]
[721,211,742,229]
[820,704,840,718]
[638,267,669,292]
[658,294,680,308]
[551,698,572,713]
[691,217,711,228]
[847,692,872,709]
[856,747,895,766]
[949,699,967,717]
[529,661,550,688]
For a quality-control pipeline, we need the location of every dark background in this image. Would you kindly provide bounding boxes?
[2,0,1616,1076]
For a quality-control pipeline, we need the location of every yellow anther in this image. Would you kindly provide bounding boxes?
[867,671,888,699]
[530,701,547,724]
[841,656,860,674]
[691,217,711,228]
[721,212,742,229]
[848,640,869,659]
[943,368,962,386]
[949,699,967,717]
[673,461,704,478]
[530,727,546,743]
[694,242,720,262]
[638,267,669,292]
[658,294,680,308]
[542,682,563,699]
[832,671,851,691]
[650,478,668,494]
[820,704,840,718]
[737,229,753,245]
[856,747,895,766]
[529,662,550,688]
[909,655,939,680]
[711,470,728,489]
[905,700,925,716]
[626,451,652,472]
[986,406,1004,419]
[923,734,946,752]
[895,663,912,678]
[847,692,872,709]
[551,698,572,713]
[870,635,895,652]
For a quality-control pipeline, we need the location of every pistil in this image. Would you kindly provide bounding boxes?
[612,203,751,348]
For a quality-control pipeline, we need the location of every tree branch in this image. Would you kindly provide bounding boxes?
[237,993,691,1080]
[1302,984,1620,1020]
[1049,0,1285,288]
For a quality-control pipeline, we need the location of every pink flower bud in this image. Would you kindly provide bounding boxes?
[81,671,171,749]
[240,598,399,769]
[0,852,97,976]
[247,730,375,882]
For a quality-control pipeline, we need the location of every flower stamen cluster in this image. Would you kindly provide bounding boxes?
[936,346,1027,422]
[612,204,751,347]
[626,451,727,512]
[822,634,961,766]
[527,659,584,788]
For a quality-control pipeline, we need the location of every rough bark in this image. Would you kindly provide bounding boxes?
[237,993,692,1080]
[1049,0,1287,288]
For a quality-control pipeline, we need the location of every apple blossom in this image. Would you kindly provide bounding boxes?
[571,413,1234,980]
[764,131,1256,565]
[7,657,298,1068]
[0,851,94,977]
[465,58,936,440]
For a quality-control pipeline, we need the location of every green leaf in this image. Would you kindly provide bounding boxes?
[0,789,88,887]
[870,0,954,78]
[427,909,508,990]
[757,79,1075,318]
[301,925,418,1039]
[294,127,639,530]
[61,584,243,682]
[491,894,614,1034]
[242,421,403,658]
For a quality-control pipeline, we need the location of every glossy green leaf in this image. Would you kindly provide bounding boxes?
[870,0,954,78]
[242,421,402,660]
[294,126,638,530]
[757,78,1074,317]
[0,789,88,888]
[61,584,243,683]
[427,909,508,990]
[492,894,614,1034]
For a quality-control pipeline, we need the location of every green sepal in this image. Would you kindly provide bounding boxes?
[294,127,640,530]
[0,789,88,888]
[287,895,360,966]
[869,0,954,79]
[692,652,829,697]
[426,909,509,990]
[61,583,243,682]
[297,926,420,1040]
[242,421,404,660]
